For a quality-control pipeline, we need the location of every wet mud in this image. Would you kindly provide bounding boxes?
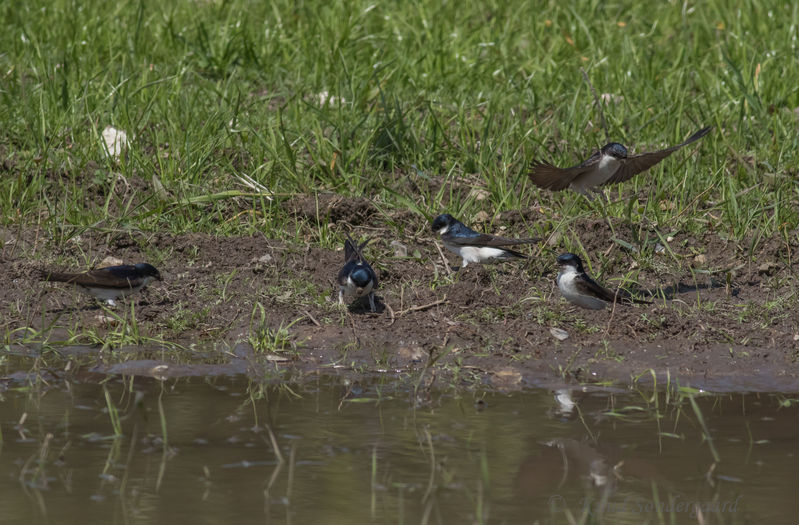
[2,199,798,391]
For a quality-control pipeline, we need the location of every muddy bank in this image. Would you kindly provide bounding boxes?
[2,208,798,391]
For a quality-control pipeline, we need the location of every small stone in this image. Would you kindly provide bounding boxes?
[94,314,118,326]
[693,254,707,266]
[232,343,253,359]
[398,345,423,363]
[473,210,490,223]
[468,188,491,201]
[794,334,799,341]
[390,240,408,257]
[491,368,522,387]
[150,365,169,380]
[757,261,780,276]
[251,254,273,273]
[666,236,674,242]
[98,256,124,268]
[550,327,569,341]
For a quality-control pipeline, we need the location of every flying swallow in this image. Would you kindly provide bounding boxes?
[431,213,538,268]
[556,253,649,310]
[530,127,711,198]
[337,235,378,312]
[40,263,162,306]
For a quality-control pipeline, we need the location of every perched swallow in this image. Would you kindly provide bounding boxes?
[40,263,162,306]
[431,213,538,268]
[556,253,648,310]
[530,127,711,198]
[337,235,378,312]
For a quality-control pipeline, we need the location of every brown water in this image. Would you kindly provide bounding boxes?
[1,372,798,524]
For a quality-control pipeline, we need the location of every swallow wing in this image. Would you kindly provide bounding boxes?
[573,275,620,303]
[529,151,600,191]
[443,231,538,248]
[42,268,139,288]
[40,270,82,283]
[344,234,371,263]
[604,126,711,185]
[343,239,357,262]
[341,235,378,287]
[337,261,355,286]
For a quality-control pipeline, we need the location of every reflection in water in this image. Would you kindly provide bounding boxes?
[0,374,796,523]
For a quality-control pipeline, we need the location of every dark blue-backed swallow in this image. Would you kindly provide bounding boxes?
[530,127,711,199]
[40,263,162,306]
[337,235,378,312]
[431,213,538,268]
[556,253,649,310]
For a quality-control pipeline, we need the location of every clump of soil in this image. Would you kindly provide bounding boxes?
[283,193,377,224]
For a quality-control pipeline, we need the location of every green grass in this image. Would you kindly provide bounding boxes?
[1,0,797,250]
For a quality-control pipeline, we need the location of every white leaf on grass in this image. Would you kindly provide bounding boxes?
[390,240,408,257]
[152,174,171,201]
[101,125,129,160]
[235,172,274,201]
[316,90,346,106]
[600,93,624,104]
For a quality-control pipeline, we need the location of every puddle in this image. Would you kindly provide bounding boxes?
[0,374,797,523]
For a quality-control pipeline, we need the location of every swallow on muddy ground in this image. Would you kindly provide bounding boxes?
[431,213,539,268]
[529,127,711,199]
[556,253,649,310]
[40,263,162,306]
[337,235,378,312]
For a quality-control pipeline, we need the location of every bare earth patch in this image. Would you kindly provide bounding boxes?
[2,208,798,392]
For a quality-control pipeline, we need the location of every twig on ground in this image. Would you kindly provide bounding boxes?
[396,296,448,317]
[385,302,396,325]
[605,292,620,335]
[302,309,321,327]
[434,242,452,275]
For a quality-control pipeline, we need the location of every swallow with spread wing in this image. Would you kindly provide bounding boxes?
[530,127,711,199]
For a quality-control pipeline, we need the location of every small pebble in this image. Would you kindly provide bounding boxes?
[390,240,408,257]
[550,327,569,341]
[99,256,124,268]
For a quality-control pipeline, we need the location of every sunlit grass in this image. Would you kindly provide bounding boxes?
[0,0,796,250]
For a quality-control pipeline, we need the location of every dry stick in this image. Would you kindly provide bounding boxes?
[286,442,297,502]
[396,296,448,317]
[302,309,321,327]
[605,291,621,335]
[347,311,360,346]
[433,241,452,275]
[580,67,608,143]
[265,424,285,464]
[672,179,721,221]
[385,302,396,326]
